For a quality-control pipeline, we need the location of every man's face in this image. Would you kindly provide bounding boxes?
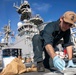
[60,18,72,31]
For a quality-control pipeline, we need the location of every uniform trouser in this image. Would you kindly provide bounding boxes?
[32,34,54,69]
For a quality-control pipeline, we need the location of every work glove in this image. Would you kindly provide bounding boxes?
[67,60,76,68]
[53,55,65,71]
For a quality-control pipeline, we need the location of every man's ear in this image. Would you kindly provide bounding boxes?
[60,16,64,22]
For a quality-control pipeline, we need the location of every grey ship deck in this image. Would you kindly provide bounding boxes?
[0,68,50,75]
[0,58,76,75]
[20,58,76,75]
[20,68,51,75]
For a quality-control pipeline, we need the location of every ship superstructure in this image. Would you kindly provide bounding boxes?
[0,0,76,61]
[0,0,45,60]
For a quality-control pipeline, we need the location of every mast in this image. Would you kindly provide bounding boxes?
[0,21,14,44]
[13,0,32,21]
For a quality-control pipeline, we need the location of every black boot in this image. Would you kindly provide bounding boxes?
[37,61,45,72]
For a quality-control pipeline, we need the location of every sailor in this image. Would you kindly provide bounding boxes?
[32,11,76,72]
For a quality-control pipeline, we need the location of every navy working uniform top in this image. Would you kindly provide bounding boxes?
[40,19,73,48]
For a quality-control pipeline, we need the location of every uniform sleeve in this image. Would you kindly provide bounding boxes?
[42,23,54,46]
[63,29,74,47]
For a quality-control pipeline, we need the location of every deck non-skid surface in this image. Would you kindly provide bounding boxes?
[1,58,76,75]
[20,68,76,75]
[1,66,76,75]
[20,68,51,75]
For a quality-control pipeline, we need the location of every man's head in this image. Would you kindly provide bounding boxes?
[63,11,76,25]
[60,11,76,31]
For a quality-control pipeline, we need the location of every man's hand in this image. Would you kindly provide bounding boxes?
[53,55,65,71]
[67,60,76,68]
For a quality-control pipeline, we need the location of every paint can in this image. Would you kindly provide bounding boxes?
[2,48,22,68]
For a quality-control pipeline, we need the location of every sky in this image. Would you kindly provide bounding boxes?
[0,0,76,40]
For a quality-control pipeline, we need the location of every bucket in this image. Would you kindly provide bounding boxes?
[2,48,22,68]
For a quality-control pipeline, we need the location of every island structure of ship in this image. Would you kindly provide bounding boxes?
[0,0,76,66]
[0,0,48,63]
